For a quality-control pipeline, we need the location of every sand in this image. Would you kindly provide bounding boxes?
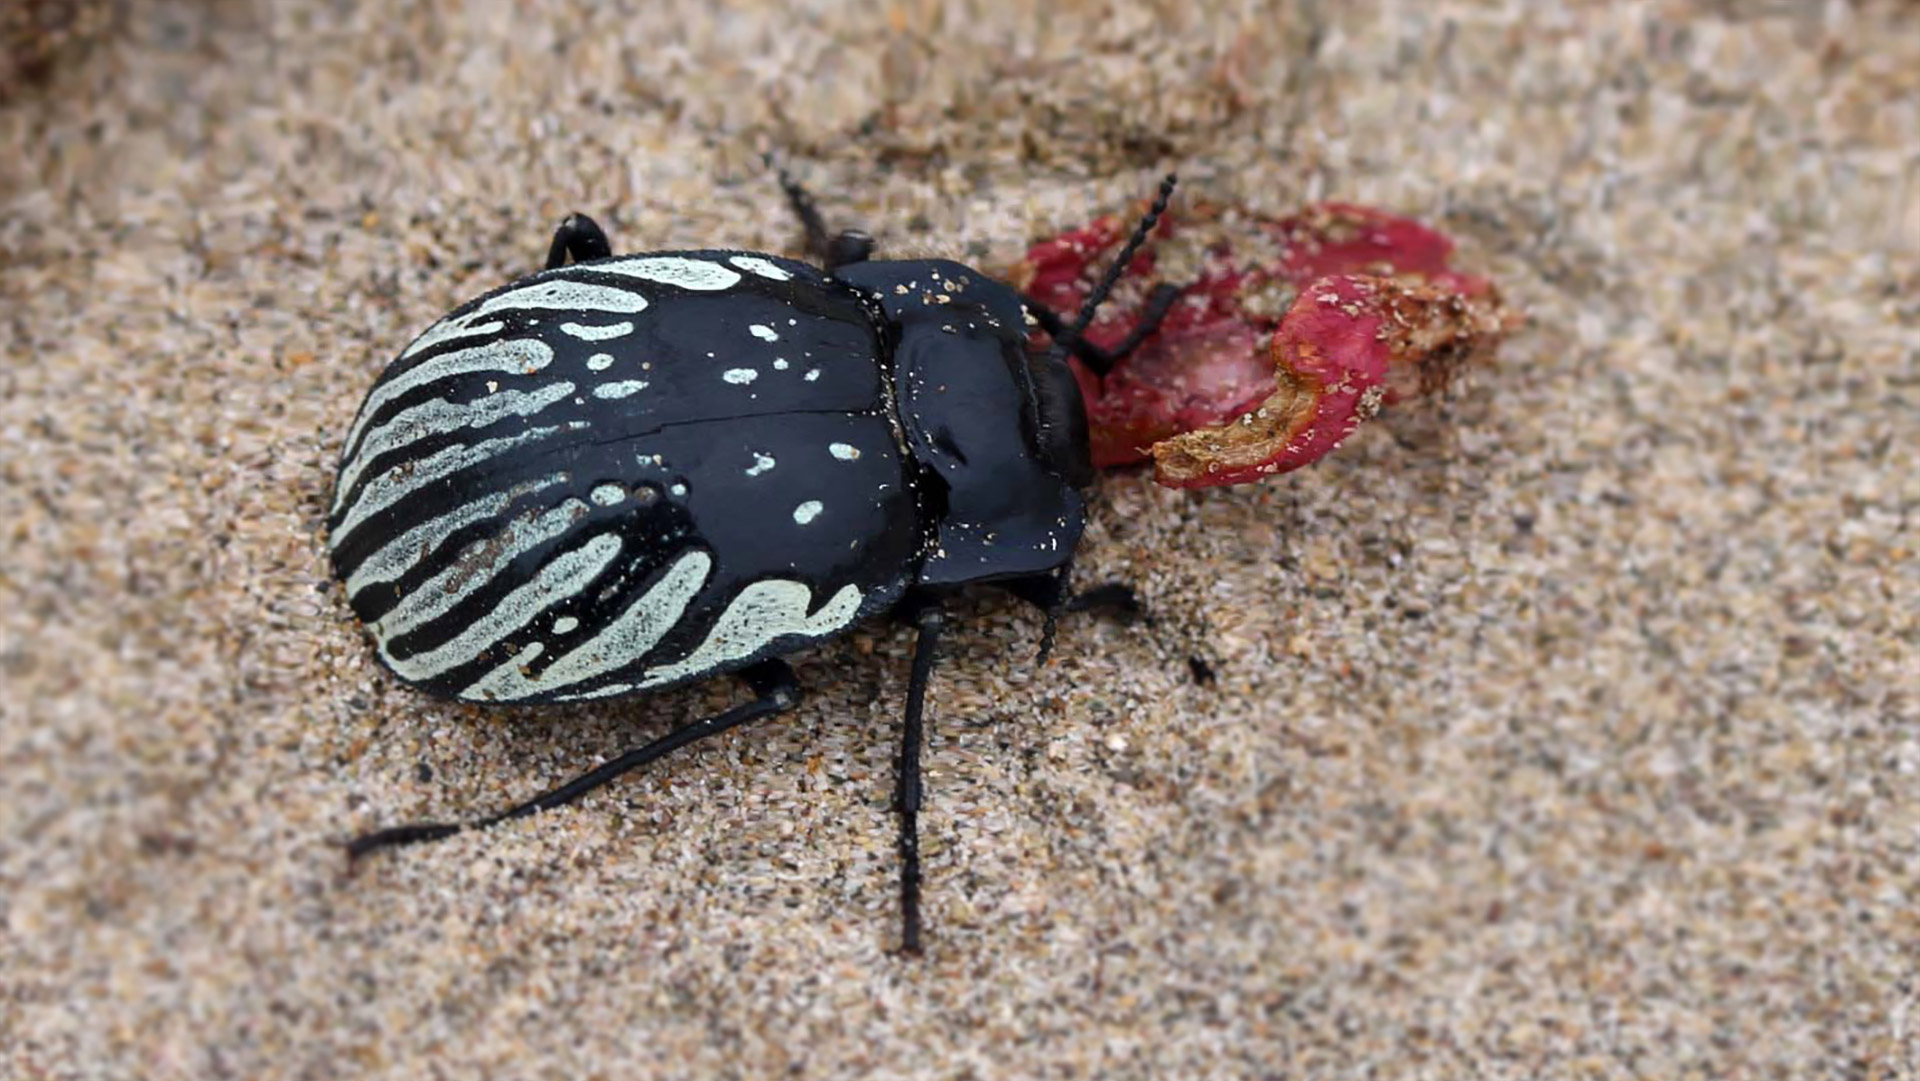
[3,1,1916,1077]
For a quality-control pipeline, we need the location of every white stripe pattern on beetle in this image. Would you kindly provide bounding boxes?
[596,256,741,291]
[371,498,592,645]
[727,255,792,281]
[343,472,568,599]
[340,338,557,467]
[335,380,576,497]
[463,550,714,701]
[382,532,625,681]
[332,424,572,546]
[591,578,863,698]
[400,280,651,360]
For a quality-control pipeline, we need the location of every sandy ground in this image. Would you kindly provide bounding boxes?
[3,1,1917,1077]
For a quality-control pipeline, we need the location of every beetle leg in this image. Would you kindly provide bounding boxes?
[544,212,614,270]
[1004,573,1148,664]
[344,659,801,862]
[1063,581,1146,621]
[774,162,877,272]
[1002,567,1068,663]
[775,164,834,261]
[893,595,947,956]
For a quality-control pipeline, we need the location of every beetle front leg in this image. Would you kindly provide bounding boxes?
[544,212,614,270]
[1004,571,1147,665]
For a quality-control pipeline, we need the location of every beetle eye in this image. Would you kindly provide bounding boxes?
[1027,352,1094,488]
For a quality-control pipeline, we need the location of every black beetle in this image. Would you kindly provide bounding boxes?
[332,172,1178,953]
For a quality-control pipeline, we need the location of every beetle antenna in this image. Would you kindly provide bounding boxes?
[1045,172,1178,368]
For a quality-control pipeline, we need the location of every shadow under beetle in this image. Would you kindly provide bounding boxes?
[332,170,1178,954]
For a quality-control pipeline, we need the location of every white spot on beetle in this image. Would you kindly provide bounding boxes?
[592,380,649,399]
[561,320,633,341]
[772,358,789,370]
[553,616,579,634]
[793,500,823,525]
[670,482,688,497]
[590,484,625,505]
[829,443,860,461]
[727,255,792,281]
[722,368,759,385]
[749,324,779,342]
[745,452,776,477]
[804,369,821,382]
[586,353,615,371]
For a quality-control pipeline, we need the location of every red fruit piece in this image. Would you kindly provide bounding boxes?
[1151,273,1508,488]
[1009,200,1517,487]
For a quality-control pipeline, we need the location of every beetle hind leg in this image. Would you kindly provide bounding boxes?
[344,660,801,862]
[773,161,876,272]
[544,212,614,270]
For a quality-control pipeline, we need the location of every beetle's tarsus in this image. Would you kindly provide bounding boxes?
[343,660,801,860]
[545,213,614,270]
[344,821,465,861]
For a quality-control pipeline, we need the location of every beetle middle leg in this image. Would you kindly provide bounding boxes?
[344,659,802,860]
[892,594,947,956]
[544,212,614,270]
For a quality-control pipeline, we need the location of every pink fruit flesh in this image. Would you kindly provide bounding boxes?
[1011,201,1517,487]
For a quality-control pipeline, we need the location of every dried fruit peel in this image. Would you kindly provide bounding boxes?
[1012,200,1519,488]
[1151,274,1511,488]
